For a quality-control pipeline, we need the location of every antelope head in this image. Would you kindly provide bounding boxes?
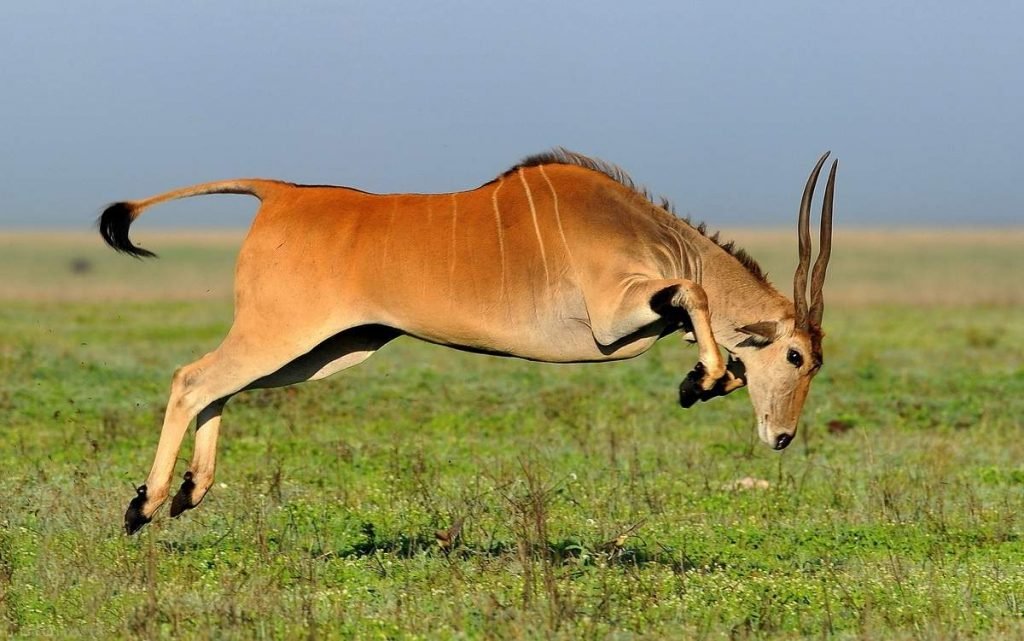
[732,153,837,450]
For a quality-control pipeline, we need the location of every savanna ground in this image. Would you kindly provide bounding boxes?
[0,228,1022,640]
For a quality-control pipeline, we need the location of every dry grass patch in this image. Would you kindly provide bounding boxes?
[2,228,1021,305]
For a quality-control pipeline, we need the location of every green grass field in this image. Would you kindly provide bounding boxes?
[1,229,1023,640]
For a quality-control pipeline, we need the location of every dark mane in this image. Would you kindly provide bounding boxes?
[507,148,767,283]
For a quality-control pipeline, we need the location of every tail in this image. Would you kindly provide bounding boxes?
[97,179,280,258]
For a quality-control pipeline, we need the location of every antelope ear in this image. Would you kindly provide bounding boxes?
[736,321,779,348]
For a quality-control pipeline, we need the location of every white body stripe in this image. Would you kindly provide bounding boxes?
[518,169,550,285]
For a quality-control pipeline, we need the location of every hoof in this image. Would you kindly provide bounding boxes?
[678,363,705,408]
[169,472,197,518]
[124,485,152,535]
[678,360,744,409]
[725,354,747,383]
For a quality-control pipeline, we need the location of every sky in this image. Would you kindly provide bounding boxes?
[1,1,1021,228]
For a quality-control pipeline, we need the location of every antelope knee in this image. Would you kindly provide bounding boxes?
[699,358,726,390]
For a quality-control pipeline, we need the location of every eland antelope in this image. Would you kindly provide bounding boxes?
[100,149,837,534]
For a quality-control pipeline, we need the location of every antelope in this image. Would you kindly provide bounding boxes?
[100,149,836,535]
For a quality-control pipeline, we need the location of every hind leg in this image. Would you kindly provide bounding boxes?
[124,328,346,534]
[168,325,401,517]
[167,399,225,518]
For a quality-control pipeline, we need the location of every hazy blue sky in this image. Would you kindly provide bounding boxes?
[1,1,1021,228]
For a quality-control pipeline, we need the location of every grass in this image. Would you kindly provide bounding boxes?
[0,230,1023,639]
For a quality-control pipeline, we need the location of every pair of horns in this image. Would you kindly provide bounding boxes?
[793,152,837,336]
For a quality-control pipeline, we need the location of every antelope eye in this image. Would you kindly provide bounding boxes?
[787,349,804,368]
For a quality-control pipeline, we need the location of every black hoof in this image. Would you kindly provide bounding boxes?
[169,472,196,518]
[678,363,706,408]
[725,354,747,383]
[124,485,152,535]
[679,357,749,409]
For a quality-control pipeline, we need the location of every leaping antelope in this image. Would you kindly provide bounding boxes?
[100,149,837,534]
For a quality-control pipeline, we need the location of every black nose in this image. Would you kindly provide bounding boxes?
[774,433,793,450]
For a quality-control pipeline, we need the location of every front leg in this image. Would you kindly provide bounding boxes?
[589,277,726,388]
[649,279,727,388]
[679,355,747,408]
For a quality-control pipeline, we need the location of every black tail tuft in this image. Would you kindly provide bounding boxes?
[97,202,156,258]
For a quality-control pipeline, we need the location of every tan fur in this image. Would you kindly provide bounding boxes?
[107,153,835,533]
